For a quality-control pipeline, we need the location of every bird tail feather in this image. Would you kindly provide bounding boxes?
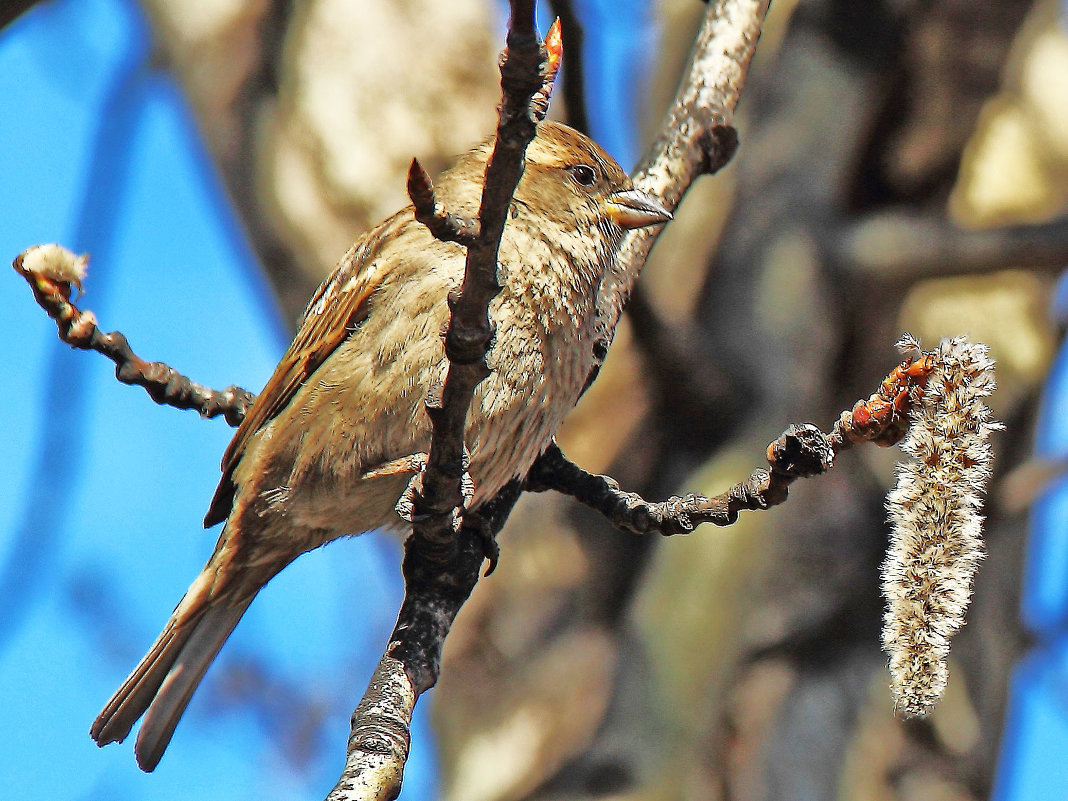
[90,572,253,772]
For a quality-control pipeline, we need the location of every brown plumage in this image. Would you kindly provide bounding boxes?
[89,120,670,771]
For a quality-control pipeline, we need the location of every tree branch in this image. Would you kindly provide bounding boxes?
[528,338,939,535]
[594,0,767,362]
[12,245,255,426]
[527,427,833,535]
[326,481,522,801]
[830,211,1068,279]
[406,158,481,247]
[325,3,550,798]
[409,0,542,549]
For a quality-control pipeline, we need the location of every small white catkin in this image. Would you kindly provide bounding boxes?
[881,335,1001,717]
[19,243,89,293]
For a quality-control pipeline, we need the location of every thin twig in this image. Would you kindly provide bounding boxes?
[13,246,255,426]
[325,3,547,799]
[527,428,832,534]
[529,342,938,536]
[406,158,481,246]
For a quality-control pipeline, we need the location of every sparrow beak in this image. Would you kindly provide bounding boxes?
[604,189,673,230]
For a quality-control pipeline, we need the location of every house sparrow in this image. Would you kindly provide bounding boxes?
[90,120,671,770]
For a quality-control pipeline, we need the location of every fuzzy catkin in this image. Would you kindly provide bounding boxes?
[882,335,1000,717]
[20,243,88,292]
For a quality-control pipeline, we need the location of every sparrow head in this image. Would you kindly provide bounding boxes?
[518,121,672,234]
[435,121,671,241]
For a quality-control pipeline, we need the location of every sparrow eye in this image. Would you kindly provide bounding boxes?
[568,164,598,187]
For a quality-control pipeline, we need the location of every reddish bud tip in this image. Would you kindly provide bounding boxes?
[544,18,563,74]
[852,405,872,427]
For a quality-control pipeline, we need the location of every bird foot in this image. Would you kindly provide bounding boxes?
[393,454,497,572]
[465,510,500,576]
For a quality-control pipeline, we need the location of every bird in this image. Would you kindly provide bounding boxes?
[89,119,671,771]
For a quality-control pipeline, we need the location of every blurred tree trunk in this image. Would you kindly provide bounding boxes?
[139,0,500,325]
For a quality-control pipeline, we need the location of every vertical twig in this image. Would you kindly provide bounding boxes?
[410,0,542,549]
[324,3,545,799]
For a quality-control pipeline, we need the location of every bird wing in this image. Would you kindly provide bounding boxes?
[203,211,409,527]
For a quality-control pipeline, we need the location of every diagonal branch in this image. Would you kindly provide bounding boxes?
[13,245,255,426]
[594,0,770,366]
[410,0,542,549]
[325,482,522,801]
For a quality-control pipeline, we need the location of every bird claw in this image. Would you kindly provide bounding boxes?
[464,511,500,576]
[394,453,496,574]
[395,471,424,524]
[455,459,499,573]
